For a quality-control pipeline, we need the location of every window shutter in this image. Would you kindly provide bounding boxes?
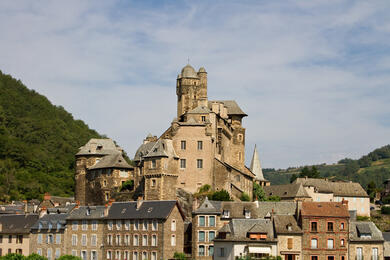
[287,238,293,249]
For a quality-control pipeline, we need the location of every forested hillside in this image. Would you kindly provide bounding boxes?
[0,70,102,201]
[264,145,390,192]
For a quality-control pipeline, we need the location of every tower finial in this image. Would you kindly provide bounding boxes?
[187,57,190,64]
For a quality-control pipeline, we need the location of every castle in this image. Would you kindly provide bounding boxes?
[75,64,269,205]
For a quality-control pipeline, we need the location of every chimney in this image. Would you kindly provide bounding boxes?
[23,200,28,213]
[342,199,348,206]
[75,200,80,209]
[137,196,143,210]
[40,207,47,218]
[104,204,109,216]
[108,199,115,206]
[44,192,51,201]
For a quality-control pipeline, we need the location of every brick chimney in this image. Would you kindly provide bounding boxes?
[108,199,115,206]
[75,200,80,209]
[342,199,348,206]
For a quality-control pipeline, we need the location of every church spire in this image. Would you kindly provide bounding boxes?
[250,144,265,181]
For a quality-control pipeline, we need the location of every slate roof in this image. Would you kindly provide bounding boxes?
[0,205,24,214]
[294,178,368,197]
[218,219,275,241]
[187,106,211,114]
[77,138,121,156]
[301,202,349,217]
[31,213,68,231]
[89,153,133,170]
[193,197,222,214]
[143,139,179,159]
[250,145,265,181]
[208,100,247,116]
[0,214,39,234]
[134,141,156,161]
[106,201,185,220]
[67,206,106,220]
[349,221,384,242]
[263,183,310,199]
[383,232,390,242]
[273,215,302,234]
[256,202,297,218]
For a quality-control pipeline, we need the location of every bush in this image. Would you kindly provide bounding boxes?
[208,189,232,201]
[57,256,82,260]
[120,180,134,191]
[0,254,26,260]
[381,206,390,215]
[173,252,186,260]
[198,184,211,194]
[240,192,250,201]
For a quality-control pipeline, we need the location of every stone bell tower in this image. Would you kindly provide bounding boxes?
[176,64,208,118]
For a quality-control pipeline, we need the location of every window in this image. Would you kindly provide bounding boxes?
[16,249,22,255]
[72,250,77,257]
[125,220,130,230]
[181,140,186,150]
[133,252,138,260]
[56,223,61,230]
[209,231,215,242]
[116,235,121,246]
[8,235,12,243]
[38,234,42,244]
[373,248,378,260]
[197,141,203,150]
[124,234,129,246]
[91,235,97,246]
[47,234,54,244]
[287,238,293,249]
[92,220,98,231]
[16,235,22,244]
[208,246,214,257]
[115,251,120,260]
[0,235,2,243]
[133,235,139,246]
[180,159,186,169]
[82,234,87,246]
[152,235,157,246]
[47,248,52,260]
[198,231,205,242]
[82,220,88,230]
[55,249,60,259]
[311,222,318,232]
[116,220,122,230]
[219,248,225,257]
[209,216,215,227]
[340,239,345,247]
[340,222,345,230]
[327,257,334,260]
[37,249,42,256]
[72,221,78,230]
[142,252,147,260]
[143,221,148,230]
[151,179,156,187]
[123,251,128,260]
[142,235,148,246]
[171,220,176,231]
[151,252,157,260]
[199,216,205,227]
[107,220,113,230]
[152,220,158,231]
[107,235,112,246]
[91,251,97,260]
[311,238,318,249]
[171,235,176,246]
[222,210,230,218]
[105,192,109,201]
[151,159,156,169]
[311,256,318,260]
[198,245,205,256]
[48,223,53,230]
[197,159,203,169]
[244,210,251,218]
[327,222,334,232]
[327,239,334,249]
[56,234,61,244]
[201,116,206,122]
[134,220,139,231]
[107,251,112,260]
[72,235,77,246]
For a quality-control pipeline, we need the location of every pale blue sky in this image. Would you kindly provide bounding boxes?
[1,0,390,168]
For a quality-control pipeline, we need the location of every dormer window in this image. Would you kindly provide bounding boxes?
[201,116,206,122]
[38,222,42,230]
[48,223,52,230]
[86,208,91,216]
[97,145,103,151]
[222,210,230,218]
[244,209,251,219]
[287,224,293,231]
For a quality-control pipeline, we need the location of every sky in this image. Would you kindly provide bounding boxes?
[0,0,390,169]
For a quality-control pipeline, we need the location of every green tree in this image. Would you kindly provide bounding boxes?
[209,190,232,201]
[198,184,211,194]
[26,254,47,260]
[0,254,26,260]
[173,252,186,260]
[253,182,266,201]
[57,255,82,260]
[240,192,250,201]
[120,180,134,191]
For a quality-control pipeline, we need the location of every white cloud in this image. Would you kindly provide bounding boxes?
[0,0,390,168]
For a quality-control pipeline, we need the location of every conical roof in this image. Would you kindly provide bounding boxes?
[250,145,265,181]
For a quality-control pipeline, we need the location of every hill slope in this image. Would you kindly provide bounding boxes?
[0,70,102,201]
[264,145,390,191]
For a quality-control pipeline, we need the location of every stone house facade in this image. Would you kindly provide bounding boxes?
[104,200,185,260]
[30,212,68,259]
[274,215,302,260]
[0,214,38,256]
[65,206,107,260]
[75,139,134,205]
[300,202,349,260]
[349,221,384,260]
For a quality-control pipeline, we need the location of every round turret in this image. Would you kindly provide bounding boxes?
[180,64,199,78]
[198,67,206,73]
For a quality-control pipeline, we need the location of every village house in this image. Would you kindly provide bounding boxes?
[29,212,69,259]
[65,205,106,260]
[213,218,277,260]
[0,214,38,256]
[104,200,185,260]
[349,220,384,260]
[263,183,312,202]
[274,215,302,260]
[294,178,370,217]
[300,202,349,260]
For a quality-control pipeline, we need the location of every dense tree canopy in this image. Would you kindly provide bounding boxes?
[0,71,102,201]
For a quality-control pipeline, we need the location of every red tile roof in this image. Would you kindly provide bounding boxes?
[301,202,349,217]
